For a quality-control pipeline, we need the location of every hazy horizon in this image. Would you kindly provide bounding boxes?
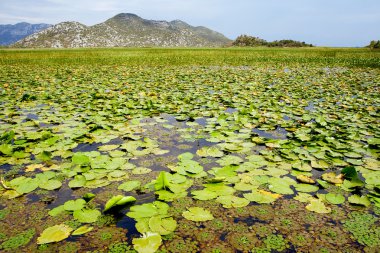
[1,0,379,47]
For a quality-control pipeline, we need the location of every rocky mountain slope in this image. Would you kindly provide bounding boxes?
[0,22,51,46]
[13,13,231,48]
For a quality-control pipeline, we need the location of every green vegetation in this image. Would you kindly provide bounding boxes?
[0,47,379,68]
[368,40,380,49]
[0,48,379,252]
[0,229,35,251]
[232,34,314,47]
[343,212,380,247]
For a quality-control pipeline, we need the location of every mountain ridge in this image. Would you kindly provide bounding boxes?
[12,13,231,48]
[0,22,51,46]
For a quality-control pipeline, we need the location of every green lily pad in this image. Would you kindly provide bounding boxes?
[325,193,345,205]
[132,167,152,175]
[64,199,86,211]
[73,209,101,223]
[268,177,294,195]
[216,155,243,166]
[104,195,136,211]
[215,195,250,208]
[294,183,319,193]
[148,216,177,235]
[37,224,73,244]
[196,146,224,158]
[39,179,62,190]
[118,180,141,192]
[182,207,214,221]
[0,144,13,156]
[306,199,331,213]
[133,232,162,253]
[48,205,66,217]
[348,195,371,207]
[68,175,87,188]
[72,225,93,235]
[72,153,90,165]
[127,202,169,219]
[15,178,39,194]
[243,190,281,204]
[191,189,218,200]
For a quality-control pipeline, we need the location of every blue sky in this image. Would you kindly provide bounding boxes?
[0,0,379,47]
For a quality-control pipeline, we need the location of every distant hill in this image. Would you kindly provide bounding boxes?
[12,13,231,48]
[232,35,313,47]
[0,22,51,46]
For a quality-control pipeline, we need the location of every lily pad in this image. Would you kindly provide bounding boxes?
[72,225,93,235]
[39,179,62,190]
[215,195,250,208]
[72,153,90,165]
[348,195,371,207]
[73,209,101,223]
[182,207,214,221]
[243,190,281,204]
[64,199,86,211]
[133,232,162,253]
[37,224,73,244]
[104,195,136,211]
[148,216,177,235]
[191,189,218,200]
[118,180,141,192]
[306,199,331,213]
[325,193,345,205]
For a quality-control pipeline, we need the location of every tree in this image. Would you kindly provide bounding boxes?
[368,40,380,49]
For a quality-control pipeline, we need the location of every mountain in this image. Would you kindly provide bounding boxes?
[0,22,51,46]
[12,13,231,48]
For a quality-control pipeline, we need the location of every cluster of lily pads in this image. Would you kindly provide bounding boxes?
[0,61,379,252]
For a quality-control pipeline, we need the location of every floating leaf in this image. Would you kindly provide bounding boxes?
[196,146,224,158]
[72,153,90,165]
[118,180,141,192]
[48,205,66,217]
[64,199,86,211]
[321,172,343,184]
[294,183,319,193]
[68,175,87,188]
[132,167,152,175]
[73,209,101,223]
[296,175,315,184]
[72,225,93,235]
[133,232,162,253]
[127,202,169,219]
[215,195,250,208]
[268,177,294,195]
[36,151,52,162]
[294,193,313,203]
[244,190,281,204]
[37,224,73,244]
[216,155,243,166]
[0,144,13,156]
[325,193,345,205]
[348,195,371,207]
[148,216,177,235]
[191,189,218,200]
[39,179,62,190]
[182,207,214,221]
[104,195,136,211]
[15,178,39,194]
[306,199,331,213]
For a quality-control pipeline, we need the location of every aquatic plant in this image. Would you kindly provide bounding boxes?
[0,229,35,250]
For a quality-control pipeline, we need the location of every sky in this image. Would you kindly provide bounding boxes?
[0,0,379,47]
